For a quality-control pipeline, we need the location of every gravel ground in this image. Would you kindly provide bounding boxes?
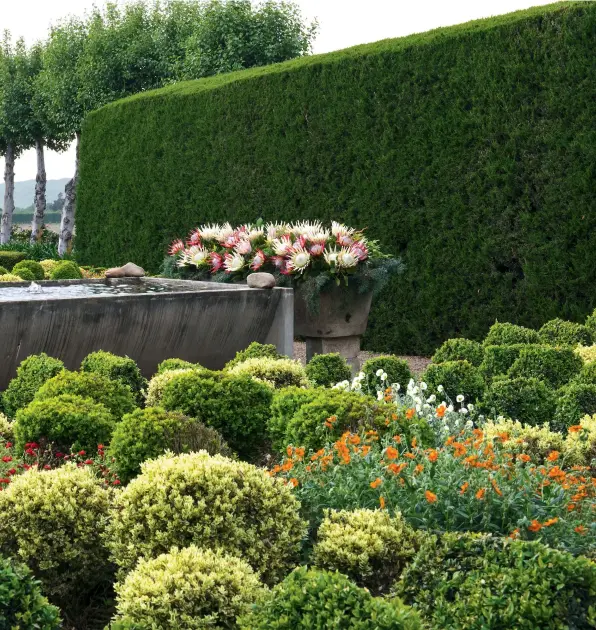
[293,341,431,375]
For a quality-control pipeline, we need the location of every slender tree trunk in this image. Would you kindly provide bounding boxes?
[58,132,80,256]
[31,138,47,244]
[1,142,15,245]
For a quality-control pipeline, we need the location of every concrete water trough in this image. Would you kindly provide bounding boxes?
[0,277,293,390]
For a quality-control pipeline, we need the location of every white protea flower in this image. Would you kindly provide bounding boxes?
[336,247,359,269]
[331,221,355,245]
[292,221,323,237]
[223,252,245,273]
[324,247,340,266]
[287,246,311,273]
[456,394,465,403]
[420,382,428,391]
[272,236,293,256]
[265,222,289,240]
[197,224,223,241]
[238,224,265,242]
[187,245,210,267]
[235,239,252,255]
[375,369,384,377]
[380,372,388,382]
[216,223,235,242]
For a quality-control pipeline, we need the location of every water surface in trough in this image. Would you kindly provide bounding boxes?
[0,281,197,302]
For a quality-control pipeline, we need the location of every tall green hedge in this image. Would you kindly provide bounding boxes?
[76,3,596,355]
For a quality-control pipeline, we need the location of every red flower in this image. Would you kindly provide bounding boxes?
[2,456,12,463]
[43,465,51,470]
[78,451,86,456]
[6,469,16,476]
[84,459,93,465]
[5,442,12,448]
[97,445,104,450]
[113,479,121,486]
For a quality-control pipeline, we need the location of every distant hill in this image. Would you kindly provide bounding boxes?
[0,178,70,211]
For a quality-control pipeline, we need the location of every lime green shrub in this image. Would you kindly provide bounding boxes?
[564,414,596,465]
[35,369,136,422]
[39,259,59,278]
[554,383,596,432]
[305,353,351,387]
[13,267,35,281]
[482,376,557,427]
[0,250,25,270]
[227,356,308,388]
[508,345,582,389]
[12,260,45,281]
[483,322,540,347]
[2,353,64,418]
[225,341,282,369]
[144,368,201,407]
[0,466,113,611]
[49,260,82,280]
[422,360,485,402]
[577,344,596,364]
[15,394,115,453]
[238,566,421,630]
[81,350,147,404]
[160,370,272,457]
[0,266,7,275]
[432,338,484,367]
[0,556,61,629]
[112,546,264,629]
[479,344,541,381]
[109,407,233,483]
[0,273,23,282]
[539,317,593,347]
[574,361,596,386]
[362,355,412,389]
[312,509,421,595]
[157,357,198,373]
[104,452,306,583]
[396,533,596,630]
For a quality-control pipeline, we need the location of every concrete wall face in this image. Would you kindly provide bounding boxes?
[0,279,293,390]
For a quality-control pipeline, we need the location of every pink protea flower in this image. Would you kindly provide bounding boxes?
[292,235,306,250]
[168,239,185,256]
[271,255,287,273]
[352,241,369,261]
[309,243,325,256]
[235,239,252,255]
[272,236,293,256]
[222,234,239,249]
[210,252,224,273]
[332,221,355,247]
[187,229,201,245]
[251,250,266,270]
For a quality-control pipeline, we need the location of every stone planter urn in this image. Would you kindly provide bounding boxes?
[294,284,373,372]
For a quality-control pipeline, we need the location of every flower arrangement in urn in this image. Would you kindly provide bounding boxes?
[163,220,402,311]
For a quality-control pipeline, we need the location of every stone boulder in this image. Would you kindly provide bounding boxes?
[105,262,145,278]
[247,272,276,289]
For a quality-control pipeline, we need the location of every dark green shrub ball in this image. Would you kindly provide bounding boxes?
[1,353,65,418]
[538,318,593,347]
[15,394,115,453]
[157,358,198,374]
[0,266,8,275]
[396,533,596,630]
[225,341,282,369]
[586,308,596,339]
[0,555,61,629]
[160,370,272,458]
[81,350,147,404]
[34,370,137,422]
[305,353,352,387]
[507,346,582,389]
[573,361,596,387]
[483,322,540,347]
[362,356,413,389]
[49,260,82,280]
[422,360,485,403]
[482,376,557,427]
[432,338,485,367]
[13,268,35,281]
[12,260,45,281]
[109,407,233,483]
[479,344,543,381]
[238,566,421,630]
[554,383,596,432]
[268,387,320,451]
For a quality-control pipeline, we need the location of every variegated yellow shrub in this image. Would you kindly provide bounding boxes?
[227,357,309,388]
[576,344,596,364]
[144,368,200,407]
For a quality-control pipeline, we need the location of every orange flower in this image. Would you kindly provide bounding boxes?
[436,404,446,418]
[393,435,402,444]
[425,490,438,503]
[281,460,294,472]
[349,435,361,445]
[411,437,417,449]
[406,408,416,420]
[288,478,299,488]
[414,464,424,474]
[385,446,399,460]
[360,445,371,457]
[453,443,468,458]
[379,496,386,509]
[509,528,520,539]
[370,477,383,489]
[546,451,560,462]
[568,425,583,434]
[548,466,566,483]
[517,454,531,463]
[543,517,558,527]
[460,482,469,494]
[490,477,503,497]
[475,488,486,500]
[528,520,542,532]
[568,503,576,512]
[387,463,406,475]
[428,450,439,463]
[294,447,305,460]
[575,525,587,535]
[404,452,416,460]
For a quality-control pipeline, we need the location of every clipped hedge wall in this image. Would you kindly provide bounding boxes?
[77,3,596,355]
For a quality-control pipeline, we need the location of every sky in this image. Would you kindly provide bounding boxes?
[1,0,555,187]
